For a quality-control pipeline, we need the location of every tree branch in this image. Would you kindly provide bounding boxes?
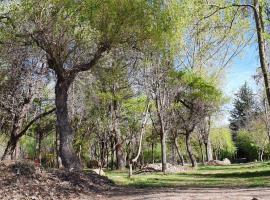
[17,107,56,139]
[70,42,111,75]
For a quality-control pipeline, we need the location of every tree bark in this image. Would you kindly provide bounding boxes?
[185,133,197,167]
[198,139,205,164]
[206,138,213,161]
[174,137,184,166]
[151,142,154,164]
[115,136,126,170]
[111,98,126,170]
[110,136,115,170]
[253,0,270,107]
[55,79,82,170]
[160,130,167,173]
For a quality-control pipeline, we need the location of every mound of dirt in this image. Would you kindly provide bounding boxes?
[0,160,114,200]
[135,163,190,174]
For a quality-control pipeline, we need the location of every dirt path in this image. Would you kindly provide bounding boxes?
[105,187,270,200]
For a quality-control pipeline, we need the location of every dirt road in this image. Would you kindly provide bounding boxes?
[105,187,270,200]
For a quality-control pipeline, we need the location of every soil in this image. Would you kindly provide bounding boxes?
[107,187,270,200]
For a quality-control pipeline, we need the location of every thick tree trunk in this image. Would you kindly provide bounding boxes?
[185,133,197,167]
[55,79,82,170]
[174,137,184,166]
[111,98,126,170]
[115,136,126,170]
[2,138,17,160]
[206,138,213,161]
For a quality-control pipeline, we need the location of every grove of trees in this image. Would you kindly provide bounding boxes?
[0,0,270,174]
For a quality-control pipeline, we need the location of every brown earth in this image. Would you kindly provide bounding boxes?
[107,187,270,200]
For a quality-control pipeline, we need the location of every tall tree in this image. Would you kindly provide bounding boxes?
[229,82,258,140]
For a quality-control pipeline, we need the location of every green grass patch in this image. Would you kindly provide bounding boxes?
[106,162,270,188]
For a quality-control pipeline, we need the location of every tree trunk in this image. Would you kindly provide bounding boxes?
[253,0,270,107]
[259,150,264,161]
[2,138,17,160]
[185,133,197,167]
[115,136,126,170]
[174,137,184,166]
[111,98,126,170]
[35,130,43,164]
[2,97,34,160]
[55,79,82,170]
[151,142,154,164]
[110,136,115,170]
[198,140,205,164]
[206,138,213,161]
[160,130,167,173]
[171,142,175,164]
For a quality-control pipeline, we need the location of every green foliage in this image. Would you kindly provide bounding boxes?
[170,70,223,104]
[229,82,258,134]
[0,0,189,55]
[143,144,161,164]
[236,122,269,161]
[236,130,259,161]
[211,128,236,160]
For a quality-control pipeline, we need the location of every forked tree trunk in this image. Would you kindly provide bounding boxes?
[185,133,197,167]
[55,79,82,170]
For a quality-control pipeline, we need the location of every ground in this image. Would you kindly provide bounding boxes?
[1,161,270,199]
[107,187,270,200]
[106,162,270,200]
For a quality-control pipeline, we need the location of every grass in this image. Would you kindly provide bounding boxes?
[106,162,270,188]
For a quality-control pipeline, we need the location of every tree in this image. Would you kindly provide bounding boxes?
[229,82,258,140]
[171,70,222,167]
[196,116,213,162]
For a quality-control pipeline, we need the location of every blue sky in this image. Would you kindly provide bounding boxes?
[219,44,260,126]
